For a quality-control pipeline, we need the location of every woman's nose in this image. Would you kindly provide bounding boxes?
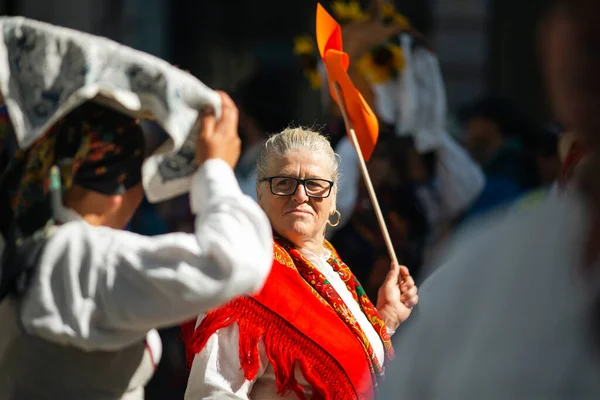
[291,183,309,202]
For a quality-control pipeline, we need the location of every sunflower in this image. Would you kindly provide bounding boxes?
[332,0,368,23]
[382,3,411,29]
[356,44,405,84]
[305,69,322,90]
[293,3,412,89]
[293,35,316,56]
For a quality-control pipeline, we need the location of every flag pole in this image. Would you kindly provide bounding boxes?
[332,81,399,266]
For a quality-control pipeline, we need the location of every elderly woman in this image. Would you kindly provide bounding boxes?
[182,127,419,400]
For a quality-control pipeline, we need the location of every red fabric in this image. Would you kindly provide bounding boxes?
[181,241,380,400]
[144,340,157,371]
[278,237,393,387]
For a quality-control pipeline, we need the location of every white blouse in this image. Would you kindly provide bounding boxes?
[13,158,273,352]
[185,247,392,399]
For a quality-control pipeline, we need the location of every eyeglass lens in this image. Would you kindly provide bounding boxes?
[270,177,331,197]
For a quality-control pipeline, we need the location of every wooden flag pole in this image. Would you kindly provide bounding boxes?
[332,82,399,266]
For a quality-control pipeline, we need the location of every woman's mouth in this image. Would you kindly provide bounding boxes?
[286,209,312,216]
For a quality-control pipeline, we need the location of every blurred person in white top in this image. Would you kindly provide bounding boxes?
[0,92,273,400]
[379,1,600,398]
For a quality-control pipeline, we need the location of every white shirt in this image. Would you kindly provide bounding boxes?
[185,247,390,399]
[14,158,273,352]
[379,190,600,399]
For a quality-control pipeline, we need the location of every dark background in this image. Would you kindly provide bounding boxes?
[0,0,555,125]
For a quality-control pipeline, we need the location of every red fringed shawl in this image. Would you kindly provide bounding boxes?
[181,239,394,400]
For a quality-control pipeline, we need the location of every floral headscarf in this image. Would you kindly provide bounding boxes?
[0,101,144,298]
[1,101,144,234]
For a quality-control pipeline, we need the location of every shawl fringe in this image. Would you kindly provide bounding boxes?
[181,296,359,400]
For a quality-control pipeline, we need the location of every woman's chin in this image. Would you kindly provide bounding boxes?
[278,220,314,241]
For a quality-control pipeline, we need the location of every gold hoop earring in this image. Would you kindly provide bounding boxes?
[327,210,341,227]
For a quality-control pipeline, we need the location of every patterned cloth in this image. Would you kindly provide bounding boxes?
[0,16,220,202]
[68,104,144,195]
[0,102,144,301]
[273,236,393,387]
[2,102,143,229]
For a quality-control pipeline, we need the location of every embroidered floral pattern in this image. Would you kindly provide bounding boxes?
[273,241,330,308]
[275,236,394,389]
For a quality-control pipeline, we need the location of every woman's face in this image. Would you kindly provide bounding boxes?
[257,149,336,247]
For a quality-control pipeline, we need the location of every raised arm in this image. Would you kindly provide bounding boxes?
[19,92,273,351]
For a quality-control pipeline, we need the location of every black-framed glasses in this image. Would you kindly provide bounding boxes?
[260,176,334,198]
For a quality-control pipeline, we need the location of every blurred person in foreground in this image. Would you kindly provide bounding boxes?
[379,0,600,398]
[0,93,273,399]
[182,128,419,399]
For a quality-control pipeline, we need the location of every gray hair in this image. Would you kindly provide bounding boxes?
[256,127,339,188]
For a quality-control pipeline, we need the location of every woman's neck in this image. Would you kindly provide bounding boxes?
[287,233,326,257]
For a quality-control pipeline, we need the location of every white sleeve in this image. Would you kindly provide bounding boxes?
[395,41,447,154]
[184,322,267,399]
[20,159,273,351]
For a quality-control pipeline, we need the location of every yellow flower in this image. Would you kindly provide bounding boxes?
[392,13,411,29]
[356,44,405,84]
[293,35,316,56]
[305,69,322,90]
[356,54,391,84]
[382,3,396,18]
[332,0,368,22]
[381,3,411,29]
[388,44,406,70]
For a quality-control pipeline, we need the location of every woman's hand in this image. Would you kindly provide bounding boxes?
[195,91,241,169]
[376,262,418,332]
